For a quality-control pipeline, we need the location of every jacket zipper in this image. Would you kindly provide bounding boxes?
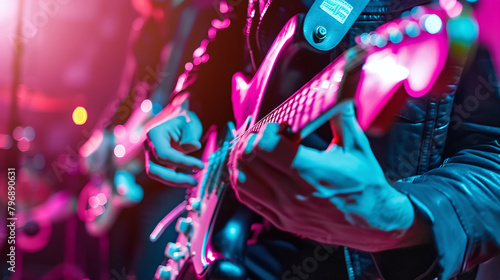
[344,247,356,280]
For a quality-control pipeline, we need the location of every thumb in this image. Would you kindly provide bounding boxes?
[329,100,365,152]
[178,112,202,153]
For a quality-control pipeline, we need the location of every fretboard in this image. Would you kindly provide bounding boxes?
[240,46,364,141]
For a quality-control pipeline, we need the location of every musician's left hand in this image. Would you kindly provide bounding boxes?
[229,101,429,251]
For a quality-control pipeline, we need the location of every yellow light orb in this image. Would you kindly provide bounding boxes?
[72,106,88,125]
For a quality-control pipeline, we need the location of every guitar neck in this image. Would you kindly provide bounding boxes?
[236,5,468,143]
[241,46,366,141]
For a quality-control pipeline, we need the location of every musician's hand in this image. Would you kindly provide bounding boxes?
[229,101,427,251]
[145,109,204,187]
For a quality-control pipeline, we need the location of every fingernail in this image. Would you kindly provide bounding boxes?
[189,178,198,186]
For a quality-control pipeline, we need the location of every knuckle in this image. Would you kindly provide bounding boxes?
[155,148,170,162]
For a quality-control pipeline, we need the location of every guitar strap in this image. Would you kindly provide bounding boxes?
[303,0,371,51]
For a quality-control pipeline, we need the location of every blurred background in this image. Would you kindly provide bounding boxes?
[0,1,149,279]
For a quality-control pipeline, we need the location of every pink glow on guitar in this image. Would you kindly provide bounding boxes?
[17,191,73,252]
[239,7,451,138]
[475,0,500,76]
[355,14,449,130]
[231,16,298,130]
[79,130,103,158]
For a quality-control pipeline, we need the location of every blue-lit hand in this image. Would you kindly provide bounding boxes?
[145,108,204,187]
[229,101,427,251]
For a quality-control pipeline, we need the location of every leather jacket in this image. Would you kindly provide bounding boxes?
[246,1,500,279]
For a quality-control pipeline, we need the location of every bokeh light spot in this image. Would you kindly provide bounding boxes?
[424,14,443,34]
[129,132,140,144]
[114,144,126,158]
[17,137,30,152]
[96,193,108,205]
[13,126,24,141]
[24,126,35,141]
[72,106,88,125]
[141,99,152,113]
[114,125,127,139]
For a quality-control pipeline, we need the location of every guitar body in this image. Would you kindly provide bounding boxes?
[159,5,476,279]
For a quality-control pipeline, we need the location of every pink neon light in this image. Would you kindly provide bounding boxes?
[79,130,103,157]
[439,0,457,11]
[92,205,104,216]
[446,2,463,18]
[114,144,126,158]
[88,196,99,208]
[208,27,217,39]
[475,0,500,75]
[174,73,188,93]
[117,184,128,196]
[18,137,30,152]
[211,18,230,29]
[129,132,140,144]
[13,126,24,140]
[141,99,153,113]
[219,1,229,14]
[96,193,108,205]
[114,125,127,139]
[0,134,13,149]
[207,250,216,262]
[201,54,210,63]
[18,216,51,252]
[232,16,298,129]
[193,40,208,58]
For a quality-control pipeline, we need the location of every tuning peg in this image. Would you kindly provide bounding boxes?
[175,217,193,237]
[187,197,202,212]
[165,242,187,261]
[154,265,172,280]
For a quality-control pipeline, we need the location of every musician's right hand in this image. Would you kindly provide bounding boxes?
[144,109,204,187]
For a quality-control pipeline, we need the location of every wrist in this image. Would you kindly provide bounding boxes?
[377,198,432,251]
[354,186,432,251]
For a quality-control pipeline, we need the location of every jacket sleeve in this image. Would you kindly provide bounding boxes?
[375,46,500,280]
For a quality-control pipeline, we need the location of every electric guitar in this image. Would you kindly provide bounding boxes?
[153,4,476,279]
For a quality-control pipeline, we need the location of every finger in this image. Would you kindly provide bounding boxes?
[237,153,314,205]
[329,100,368,153]
[155,143,204,170]
[249,129,299,173]
[146,160,198,187]
[256,123,281,152]
[178,113,203,153]
[146,121,204,169]
[179,140,202,154]
[244,133,258,155]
